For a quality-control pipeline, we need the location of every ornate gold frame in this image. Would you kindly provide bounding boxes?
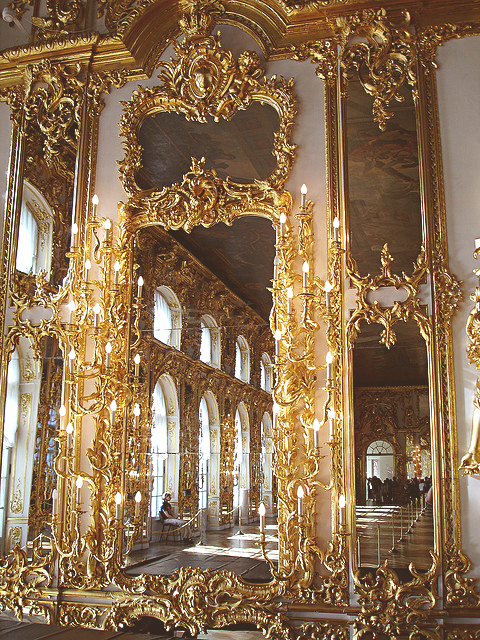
[0,2,479,638]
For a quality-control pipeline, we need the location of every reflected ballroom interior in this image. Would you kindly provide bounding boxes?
[124,218,278,578]
[353,321,434,572]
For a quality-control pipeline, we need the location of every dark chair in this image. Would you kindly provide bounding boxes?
[159,511,180,542]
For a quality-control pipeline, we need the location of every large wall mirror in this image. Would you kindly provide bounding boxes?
[343,56,438,582]
[122,217,277,581]
[111,20,296,587]
[0,62,84,559]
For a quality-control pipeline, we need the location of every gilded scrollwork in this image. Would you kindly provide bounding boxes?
[337,9,417,131]
[118,16,296,227]
[346,244,430,349]
[353,554,439,639]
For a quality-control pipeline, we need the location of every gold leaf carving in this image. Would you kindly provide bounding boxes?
[346,244,429,349]
[10,480,23,514]
[338,9,416,130]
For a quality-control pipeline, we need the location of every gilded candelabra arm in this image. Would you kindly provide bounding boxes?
[257,531,293,582]
[296,518,325,590]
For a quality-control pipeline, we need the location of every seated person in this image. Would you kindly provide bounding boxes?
[160,493,193,542]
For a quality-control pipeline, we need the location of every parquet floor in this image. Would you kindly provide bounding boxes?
[356,504,434,571]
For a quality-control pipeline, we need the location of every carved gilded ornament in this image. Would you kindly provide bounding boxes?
[460,255,480,475]
[353,555,439,639]
[23,61,85,181]
[346,244,430,349]
[10,480,23,514]
[119,20,296,234]
[337,9,417,131]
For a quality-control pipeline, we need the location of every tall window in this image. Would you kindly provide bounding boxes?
[153,286,182,349]
[260,352,273,392]
[199,315,220,368]
[198,397,210,510]
[16,203,39,274]
[235,335,250,383]
[15,183,53,277]
[151,382,168,517]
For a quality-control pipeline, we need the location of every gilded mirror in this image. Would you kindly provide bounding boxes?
[113,16,296,583]
[343,52,437,580]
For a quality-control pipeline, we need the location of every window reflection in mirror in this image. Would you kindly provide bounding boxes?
[124,218,278,581]
[0,335,63,556]
[353,321,434,578]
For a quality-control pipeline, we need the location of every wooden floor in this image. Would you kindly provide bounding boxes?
[125,521,278,582]
[356,504,434,571]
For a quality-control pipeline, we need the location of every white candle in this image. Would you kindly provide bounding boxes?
[137,276,144,298]
[287,286,293,314]
[133,403,140,428]
[114,260,120,285]
[66,422,74,449]
[272,403,279,430]
[312,418,320,448]
[68,348,75,374]
[327,407,335,439]
[115,491,122,520]
[76,476,83,504]
[301,183,307,208]
[104,218,111,243]
[134,353,140,378]
[302,261,309,289]
[135,491,142,518]
[273,256,279,281]
[92,194,99,217]
[84,258,91,282]
[67,299,76,325]
[279,212,287,238]
[333,217,340,242]
[52,488,58,517]
[105,341,112,369]
[93,303,101,328]
[110,399,117,426]
[326,351,333,380]
[475,238,480,250]
[71,222,78,244]
[297,485,304,517]
[325,280,332,307]
[258,502,266,533]
[339,494,346,526]
[274,328,281,355]
[59,404,67,419]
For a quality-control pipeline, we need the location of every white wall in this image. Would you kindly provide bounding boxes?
[437,35,480,579]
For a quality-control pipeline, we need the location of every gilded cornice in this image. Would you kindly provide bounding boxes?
[1,1,480,86]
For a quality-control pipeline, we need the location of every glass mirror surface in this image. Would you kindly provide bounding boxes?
[124,217,278,581]
[0,335,63,557]
[136,102,280,190]
[345,77,422,276]
[353,321,434,578]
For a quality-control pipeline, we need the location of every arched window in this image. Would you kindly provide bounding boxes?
[198,397,211,511]
[151,382,168,517]
[15,182,53,277]
[260,352,273,392]
[234,403,250,517]
[199,315,220,368]
[235,335,250,383]
[153,286,182,349]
